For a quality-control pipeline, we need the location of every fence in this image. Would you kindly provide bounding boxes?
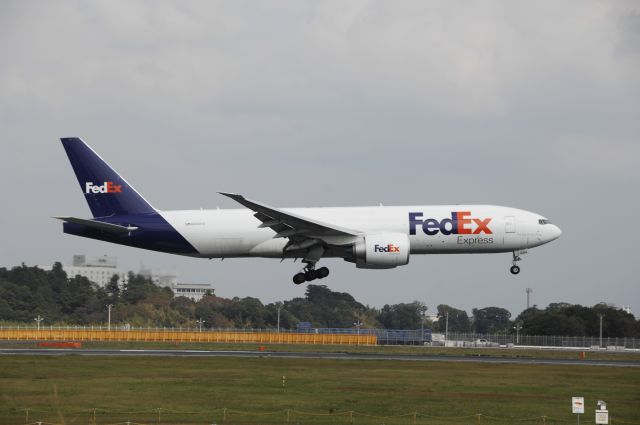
[440,332,640,349]
[0,327,376,345]
[0,325,431,346]
[310,328,432,345]
[1,326,639,348]
[4,408,640,425]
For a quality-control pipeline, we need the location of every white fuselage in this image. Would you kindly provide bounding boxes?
[159,205,561,259]
[58,137,562,279]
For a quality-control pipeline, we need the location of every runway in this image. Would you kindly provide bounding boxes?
[1,348,638,367]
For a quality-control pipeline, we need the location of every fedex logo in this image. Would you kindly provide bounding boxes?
[409,211,492,236]
[374,244,400,253]
[85,181,122,194]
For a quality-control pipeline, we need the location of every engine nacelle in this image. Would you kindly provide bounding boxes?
[352,233,410,269]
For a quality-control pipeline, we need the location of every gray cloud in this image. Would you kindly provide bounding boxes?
[1,0,639,317]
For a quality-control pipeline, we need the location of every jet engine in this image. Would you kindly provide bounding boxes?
[351,233,410,269]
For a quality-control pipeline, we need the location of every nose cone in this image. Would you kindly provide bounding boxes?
[547,224,562,242]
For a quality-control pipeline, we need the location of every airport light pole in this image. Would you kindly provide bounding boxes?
[197,318,205,332]
[106,304,113,331]
[34,315,43,331]
[513,323,522,345]
[599,314,604,348]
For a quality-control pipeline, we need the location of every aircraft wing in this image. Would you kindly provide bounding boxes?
[218,193,361,243]
[53,216,138,234]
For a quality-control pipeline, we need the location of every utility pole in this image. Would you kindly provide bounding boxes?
[34,315,43,331]
[276,302,283,333]
[599,314,604,348]
[277,306,281,333]
[197,318,205,332]
[418,305,428,342]
[445,312,449,342]
[106,304,113,331]
[354,320,362,335]
[526,288,532,309]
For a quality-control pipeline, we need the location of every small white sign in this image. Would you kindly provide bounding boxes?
[572,397,585,414]
[595,410,609,424]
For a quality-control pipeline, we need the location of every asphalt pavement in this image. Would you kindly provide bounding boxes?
[1,348,638,367]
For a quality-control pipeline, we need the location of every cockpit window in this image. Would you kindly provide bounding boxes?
[538,219,551,225]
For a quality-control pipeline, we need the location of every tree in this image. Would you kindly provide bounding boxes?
[105,274,120,300]
[436,304,471,332]
[1,263,638,338]
[220,297,267,328]
[265,302,297,330]
[472,307,512,333]
[285,285,366,328]
[524,312,585,335]
[513,303,640,337]
[120,272,160,304]
[171,296,195,319]
[377,301,426,329]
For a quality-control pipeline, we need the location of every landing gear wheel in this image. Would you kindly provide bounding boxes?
[292,259,329,285]
[509,250,524,276]
[317,267,330,279]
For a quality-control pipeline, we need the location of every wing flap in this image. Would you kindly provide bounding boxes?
[219,193,360,241]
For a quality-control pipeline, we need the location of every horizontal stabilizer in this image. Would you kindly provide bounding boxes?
[53,216,138,234]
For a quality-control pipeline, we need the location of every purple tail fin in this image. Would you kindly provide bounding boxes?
[60,137,155,218]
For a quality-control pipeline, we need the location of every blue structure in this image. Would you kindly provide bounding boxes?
[295,323,432,345]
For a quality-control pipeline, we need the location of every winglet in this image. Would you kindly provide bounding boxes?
[218,192,254,210]
[218,192,244,201]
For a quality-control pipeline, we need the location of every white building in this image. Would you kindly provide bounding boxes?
[425,313,439,323]
[40,254,128,288]
[139,266,178,288]
[138,266,214,301]
[41,255,213,300]
[171,282,215,301]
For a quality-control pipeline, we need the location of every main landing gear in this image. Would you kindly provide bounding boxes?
[293,265,330,285]
[510,251,522,275]
[292,245,329,285]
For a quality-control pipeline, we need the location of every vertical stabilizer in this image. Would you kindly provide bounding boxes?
[60,137,156,217]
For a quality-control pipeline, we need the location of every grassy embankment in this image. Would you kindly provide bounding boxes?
[1,354,639,425]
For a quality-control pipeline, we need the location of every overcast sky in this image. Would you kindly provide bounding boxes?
[1,1,639,318]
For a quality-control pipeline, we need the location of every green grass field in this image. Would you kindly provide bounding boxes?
[1,354,639,425]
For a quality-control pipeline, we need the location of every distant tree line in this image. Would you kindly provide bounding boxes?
[1,263,638,337]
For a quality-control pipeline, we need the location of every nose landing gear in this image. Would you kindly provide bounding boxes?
[510,250,524,275]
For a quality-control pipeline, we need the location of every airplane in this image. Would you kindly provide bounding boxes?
[55,137,562,284]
